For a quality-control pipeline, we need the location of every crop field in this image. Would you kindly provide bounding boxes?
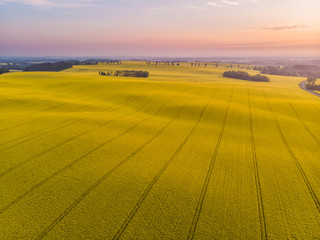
[1,61,320,239]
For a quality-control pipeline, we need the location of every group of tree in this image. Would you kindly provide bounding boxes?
[104,60,121,65]
[1,62,25,70]
[24,62,73,72]
[223,71,270,82]
[72,59,122,65]
[190,62,255,69]
[223,64,253,70]
[190,62,208,67]
[238,65,253,70]
[0,68,9,74]
[99,70,149,78]
[146,61,180,66]
[253,66,263,71]
[260,65,320,78]
[305,77,320,90]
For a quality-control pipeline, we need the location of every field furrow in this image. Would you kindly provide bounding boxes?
[0,85,187,213]
[187,83,235,240]
[250,86,320,239]
[263,89,320,214]
[36,85,205,240]
[248,87,267,240]
[0,81,144,143]
[113,85,220,240]
[191,83,261,239]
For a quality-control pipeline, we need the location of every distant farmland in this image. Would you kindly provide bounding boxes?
[0,61,320,239]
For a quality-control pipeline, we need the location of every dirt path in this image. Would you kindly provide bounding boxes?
[299,81,320,98]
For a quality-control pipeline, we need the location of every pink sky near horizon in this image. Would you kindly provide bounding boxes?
[0,0,319,57]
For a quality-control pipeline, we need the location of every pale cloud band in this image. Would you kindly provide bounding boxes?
[207,2,222,7]
[0,0,95,8]
[0,0,257,10]
[261,25,310,31]
[187,6,206,10]
[221,0,240,5]
[207,0,255,8]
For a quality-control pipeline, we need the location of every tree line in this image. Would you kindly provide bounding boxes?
[99,70,149,78]
[260,65,320,78]
[146,61,180,66]
[223,71,270,82]
[191,62,208,67]
[71,60,122,65]
[24,62,73,72]
[22,59,123,72]
[0,68,9,74]
[190,62,255,69]
[305,77,320,90]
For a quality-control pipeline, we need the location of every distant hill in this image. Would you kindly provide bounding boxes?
[260,65,320,78]
[24,62,72,72]
[0,68,9,74]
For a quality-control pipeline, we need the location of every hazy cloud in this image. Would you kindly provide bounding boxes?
[207,2,222,7]
[208,0,251,7]
[187,5,206,10]
[221,0,239,5]
[261,25,309,31]
[0,0,95,8]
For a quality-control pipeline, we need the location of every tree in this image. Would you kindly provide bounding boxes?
[307,77,317,85]
[24,62,72,72]
[223,71,270,82]
[0,68,9,74]
[113,70,149,78]
[305,77,319,90]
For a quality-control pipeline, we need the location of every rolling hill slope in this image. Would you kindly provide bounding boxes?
[0,61,320,239]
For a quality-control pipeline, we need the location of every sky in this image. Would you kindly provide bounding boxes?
[0,0,319,57]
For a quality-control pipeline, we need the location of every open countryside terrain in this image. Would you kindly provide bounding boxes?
[1,61,320,239]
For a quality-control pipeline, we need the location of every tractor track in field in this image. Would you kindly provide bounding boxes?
[0,95,147,178]
[291,90,320,129]
[186,83,235,240]
[277,89,320,148]
[0,103,67,133]
[0,87,141,145]
[0,99,77,122]
[35,86,204,240]
[0,80,187,177]
[0,83,182,176]
[248,88,268,240]
[263,90,320,214]
[0,85,191,214]
[0,82,140,133]
[0,99,24,108]
[112,86,218,240]
[297,82,320,121]
[0,82,126,123]
[0,94,139,151]
[0,81,146,148]
[113,89,216,239]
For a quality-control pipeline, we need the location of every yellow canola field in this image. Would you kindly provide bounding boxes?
[0,61,320,239]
